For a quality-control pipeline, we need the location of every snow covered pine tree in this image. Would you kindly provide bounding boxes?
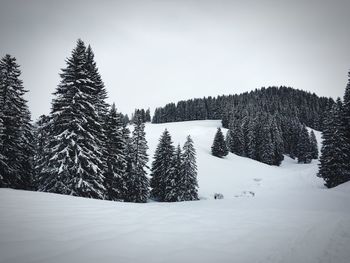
[0,54,33,189]
[150,129,175,201]
[39,39,106,199]
[318,98,350,187]
[124,113,150,203]
[211,128,228,158]
[104,103,127,201]
[297,124,312,164]
[180,135,199,201]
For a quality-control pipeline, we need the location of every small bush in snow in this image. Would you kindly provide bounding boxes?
[214,193,224,199]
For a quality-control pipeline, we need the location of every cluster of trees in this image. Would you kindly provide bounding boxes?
[150,131,199,202]
[219,113,319,166]
[152,86,331,132]
[0,39,200,202]
[33,40,151,202]
[131,108,151,123]
[318,77,350,188]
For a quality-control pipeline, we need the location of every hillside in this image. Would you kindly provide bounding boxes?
[1,120,350,263]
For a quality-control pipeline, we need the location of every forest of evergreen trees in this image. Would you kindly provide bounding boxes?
[0,39,349,202]
[0,40,198,202]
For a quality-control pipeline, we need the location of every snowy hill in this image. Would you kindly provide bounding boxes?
[1,120,350,263]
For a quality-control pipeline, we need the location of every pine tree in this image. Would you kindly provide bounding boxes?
[318,99,350,187]
[0,54,33,189]
[342,73,350,174]
[309,130,319,159]
[33,115,51,190]
[297,124,312,163]
[40,39,106,199]
[257,116,274,165]
[150,129,175,201]
[180,135,199,201]
[104,104,127,201]
[164,145,183,202]
[211,128,228,158]
[145,108,151,122]
[124,114,150,203]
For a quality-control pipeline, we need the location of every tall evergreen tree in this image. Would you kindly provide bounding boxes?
[270,116,284,165]
[342,72,350,174]
[150,129,175,201]
[104,104,127,201]
[124,114,150,203]
[211,128,228,158]
[180,135,199,201]
[0,54,33,189]
[309,130,319,159]
[296,124,312,164]
[318,99,350,187]
[164,145,183,202]
[40,39,106,199]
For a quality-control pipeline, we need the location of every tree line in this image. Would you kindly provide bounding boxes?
[152,86,331,132]
[0,39,198,202]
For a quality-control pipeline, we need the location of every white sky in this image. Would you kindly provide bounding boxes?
[1,0,350,120]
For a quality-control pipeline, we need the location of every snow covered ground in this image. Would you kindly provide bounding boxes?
[1,120,350,263]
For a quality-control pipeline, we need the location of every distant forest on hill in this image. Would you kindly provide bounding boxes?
[152,86,333,131]
[152,87,334,166]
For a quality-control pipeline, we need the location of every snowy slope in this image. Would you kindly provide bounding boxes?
[1,120,350,263]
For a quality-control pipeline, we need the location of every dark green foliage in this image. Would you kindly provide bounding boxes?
[132,108,151,123]
[297,125,312,164]
[0,54,33,189]
[226,120,244,156]
[212,128,228,158]
[342,73,350,175]
[318,99,350,188]
[152,86,330,132]
[104,104,127,201]
[40,39,106,199]
[124,114,150,203]
[150,129,175,201]
[180,135,199,201]
[164,145,183,202]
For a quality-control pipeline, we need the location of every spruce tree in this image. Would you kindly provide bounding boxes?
[104,104,127,201]
[258,124,274,165]
[296,124,312,163]
[180,135,199,201]
[211,128,228,158]
[150,129,175,201]
[164,145,183,202]
[124,114,150,203]
[0,54,33,189]
[342,73,350,174]
[270,116,284,166]
[318,99,350,187]
[40,39,106,199]
[309,130,319,159]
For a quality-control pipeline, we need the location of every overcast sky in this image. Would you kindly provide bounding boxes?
[1,0,350,120]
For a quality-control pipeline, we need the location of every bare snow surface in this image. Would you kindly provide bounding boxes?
[1,120,350,263]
